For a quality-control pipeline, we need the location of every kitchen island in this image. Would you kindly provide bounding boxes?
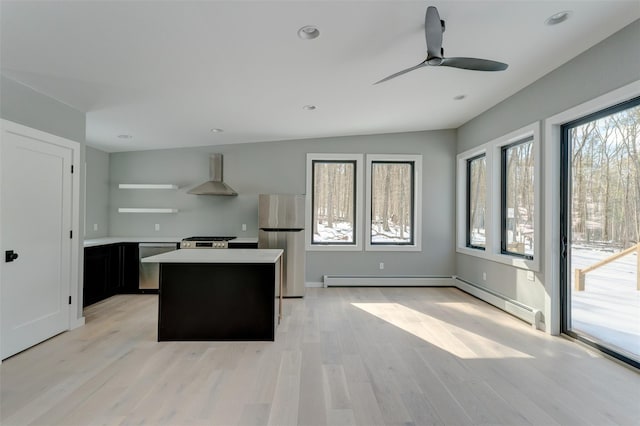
[141,249,283,341]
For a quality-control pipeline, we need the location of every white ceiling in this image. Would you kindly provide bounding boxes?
[1,1,639,153]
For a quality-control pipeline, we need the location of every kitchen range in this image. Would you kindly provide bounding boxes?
[180,236,237,249]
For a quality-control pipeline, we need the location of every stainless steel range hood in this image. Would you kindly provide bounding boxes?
[188,154,238,196]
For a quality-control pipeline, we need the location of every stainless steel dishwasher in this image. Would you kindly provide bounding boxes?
[138,243,177,290]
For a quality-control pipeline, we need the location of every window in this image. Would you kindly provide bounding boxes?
[456,122,539,270]
[306,153,420,251]
[466,154,486,250]
[312,161,356,244]
[366,154,422,251]
[501,137,534,259]
[306,154,363,251]
[370,162,413,244]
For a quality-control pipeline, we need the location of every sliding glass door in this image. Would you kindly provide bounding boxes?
[560,97,640,368]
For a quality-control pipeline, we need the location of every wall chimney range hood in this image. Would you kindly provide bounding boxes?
[188,154,238,196]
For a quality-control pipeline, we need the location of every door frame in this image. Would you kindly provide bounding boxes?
[543,80,640,336]
[559,96,640,368]
[0,119,83,361]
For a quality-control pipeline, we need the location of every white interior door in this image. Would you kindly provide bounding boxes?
[1,126,73,360]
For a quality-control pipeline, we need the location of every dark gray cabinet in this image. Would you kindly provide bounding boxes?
[83,243,140,307]
[228,241,258,249]
[114,243,139,294]
[84,241,257,307]
[83,245,112,307]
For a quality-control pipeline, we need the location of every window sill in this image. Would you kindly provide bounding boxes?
[365,244,421,252]
[307,244,362,252]
[456,246,539,272]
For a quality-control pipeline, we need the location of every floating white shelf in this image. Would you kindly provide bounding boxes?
[118,208,178,214]
[118,184,178,189]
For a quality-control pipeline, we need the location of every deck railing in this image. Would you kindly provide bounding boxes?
[574,243,640,291]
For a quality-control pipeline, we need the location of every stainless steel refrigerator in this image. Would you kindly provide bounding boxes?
[258,194,306,297]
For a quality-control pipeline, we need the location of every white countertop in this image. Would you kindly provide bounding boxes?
[84,236,258,248]
[228,237,260,244]
[141,248,282,264]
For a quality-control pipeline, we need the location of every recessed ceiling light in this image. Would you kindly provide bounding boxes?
[545,11,571,26]
[453,95,466,101]
[298,25,320,40]
[117,134,132,139]
[210,128,224,133]
[302,105,317,111]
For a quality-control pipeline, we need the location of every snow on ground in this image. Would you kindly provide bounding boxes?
[314,222,354,243]
[571,246,639,360]
[314,222,412,243]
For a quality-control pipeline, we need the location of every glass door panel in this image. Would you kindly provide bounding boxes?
[561,98,640,367]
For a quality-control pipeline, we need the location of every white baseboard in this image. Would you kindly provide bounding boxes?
[70,316,85,330]
[305,281,324,288]
[316,274,543,330]
[453,276,542,330]
[323,275,453,287]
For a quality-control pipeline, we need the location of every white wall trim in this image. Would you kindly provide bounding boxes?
[323,275,452,287]
[305,281,324,288]
[453,276,543,330]
[305,153,364,252]
[542,79,640,335]
[320,273,543,330]
[456,122,541,272]
[364,154,422,252]
[70,316,85,330]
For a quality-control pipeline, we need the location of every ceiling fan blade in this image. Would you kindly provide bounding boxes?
[425,6,443,59]
[440,57,508,71]
[374,61,427,84]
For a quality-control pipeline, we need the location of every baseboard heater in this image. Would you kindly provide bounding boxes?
[453,276,542,330]
[323,275,452,287]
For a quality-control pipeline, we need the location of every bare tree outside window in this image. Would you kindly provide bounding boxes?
[370,162,414,244]
[312,161,355,244]
[570,104,640,249]
[467,155,486,249]
[502,138,535,258]
[565,98,639,364]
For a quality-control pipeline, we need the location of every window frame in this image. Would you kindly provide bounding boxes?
[500,136,535,260]
[456,122,540,271]
[365,154,422,252]
[466,153,487,251]
[543,80,640,335]
[305,153,364,251]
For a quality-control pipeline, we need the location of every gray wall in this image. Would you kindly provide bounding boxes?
[455,20,640,313]
[0,74,86,321]
[109,130,457,282]
[1,75,86,143]
[85,146,110,238]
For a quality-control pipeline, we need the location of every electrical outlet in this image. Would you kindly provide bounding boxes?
[527,271,535,281]
[242,224,247,231]
[379,262,384,270]
[482,272,487,281]
[155,223,160,231]
[93,223,98,231]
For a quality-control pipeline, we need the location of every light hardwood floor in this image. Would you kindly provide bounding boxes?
[1,287,639,426]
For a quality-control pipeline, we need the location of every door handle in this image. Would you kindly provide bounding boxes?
[5,250,19,262]
[560,236,567,259]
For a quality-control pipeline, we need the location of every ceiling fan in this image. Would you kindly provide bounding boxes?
[375,6,508,84]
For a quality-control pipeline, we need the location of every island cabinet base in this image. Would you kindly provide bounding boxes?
[158,263,278,341]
